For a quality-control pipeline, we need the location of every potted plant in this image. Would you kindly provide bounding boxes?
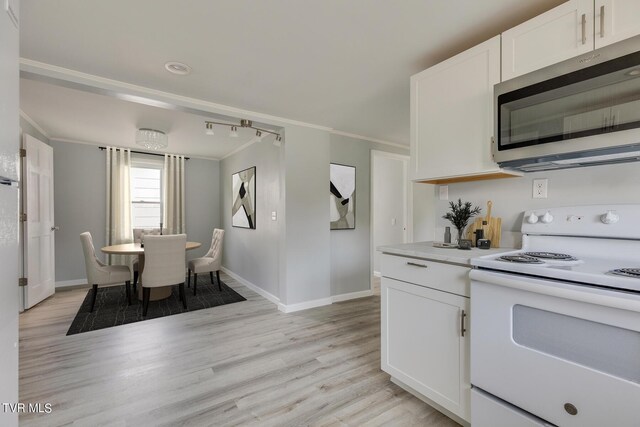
[443,198,482,246]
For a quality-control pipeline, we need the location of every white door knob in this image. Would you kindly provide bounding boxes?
[526,212,539,224]
[601,210,619,224]
[540,211,554,224]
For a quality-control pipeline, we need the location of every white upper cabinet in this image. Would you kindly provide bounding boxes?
[502,0,593,81]
[503,0,640,81]
[410,36,518,183]
[595,0,640,48]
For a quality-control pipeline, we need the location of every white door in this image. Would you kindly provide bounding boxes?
[371,151,408,274]
[501,0,593,81]
[595,0,640,48]
[23,134,55,309]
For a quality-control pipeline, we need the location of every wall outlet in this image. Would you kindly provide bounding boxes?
[439,185,449,200]
[271,211,277,221]
[533,179,548,199]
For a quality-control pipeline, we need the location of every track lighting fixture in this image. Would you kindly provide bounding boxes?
[204,119,281,141]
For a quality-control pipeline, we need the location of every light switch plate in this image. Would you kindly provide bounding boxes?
[439,185,449,200]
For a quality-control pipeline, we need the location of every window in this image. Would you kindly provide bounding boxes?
[130,160,163,229]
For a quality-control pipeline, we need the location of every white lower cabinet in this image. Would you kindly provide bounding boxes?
[380,254,470,423]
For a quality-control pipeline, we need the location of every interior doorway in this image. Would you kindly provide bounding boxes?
[371,150,410,283]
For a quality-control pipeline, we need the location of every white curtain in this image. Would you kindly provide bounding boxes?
[163,154,186,234]
[105,147,132,265]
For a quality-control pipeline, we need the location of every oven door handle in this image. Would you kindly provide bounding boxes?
[470,269,640,312]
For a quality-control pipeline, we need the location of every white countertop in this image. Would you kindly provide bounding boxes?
[378,241,515,266]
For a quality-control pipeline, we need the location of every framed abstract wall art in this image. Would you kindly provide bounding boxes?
[232,166,256,229]
[330,163,355,230]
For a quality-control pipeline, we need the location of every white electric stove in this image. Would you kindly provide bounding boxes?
[469,205,640,427]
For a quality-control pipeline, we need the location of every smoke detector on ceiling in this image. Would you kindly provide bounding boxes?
[164,61,192,76]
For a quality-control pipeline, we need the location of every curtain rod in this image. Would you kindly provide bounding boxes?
[98,146,190,160]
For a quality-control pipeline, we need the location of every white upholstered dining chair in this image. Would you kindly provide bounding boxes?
[132,228,168,289]
[187,229,224,295]
[80,232,132,312]
[140,234,187,316]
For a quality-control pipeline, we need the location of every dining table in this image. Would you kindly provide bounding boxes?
[101,241,202,301]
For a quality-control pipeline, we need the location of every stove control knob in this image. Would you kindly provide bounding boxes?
[526,212,539,224]
[601,210,619,224]
[540,211,554,224]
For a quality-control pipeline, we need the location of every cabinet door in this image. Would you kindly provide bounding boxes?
[502,0,593,81]
[381,277,470,421]
[595,0,640,48]
[410,36,500,182]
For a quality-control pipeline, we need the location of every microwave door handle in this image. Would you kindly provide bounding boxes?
[581,13,587,45]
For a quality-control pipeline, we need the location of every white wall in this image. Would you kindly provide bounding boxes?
[0,4,19,424]
[434,162,640,248]
[220,137,281,299]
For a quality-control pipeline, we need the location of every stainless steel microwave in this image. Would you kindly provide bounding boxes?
[494,34,640,172]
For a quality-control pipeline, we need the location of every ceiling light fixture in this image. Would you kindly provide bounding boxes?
[204,119,282,142]
[136,128,168,150]
[165,61,192,75]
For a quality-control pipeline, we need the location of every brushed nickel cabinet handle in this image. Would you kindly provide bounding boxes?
[406,262,428,268]
[600,5,605,38]
[461,310,467,337]
[581,13,587,45]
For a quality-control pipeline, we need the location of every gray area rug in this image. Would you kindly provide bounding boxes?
[67,276,246,335]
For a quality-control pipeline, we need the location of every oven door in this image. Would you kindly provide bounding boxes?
[470,269,640,427]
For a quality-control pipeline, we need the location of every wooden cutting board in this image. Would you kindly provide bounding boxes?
[466,201,502,247]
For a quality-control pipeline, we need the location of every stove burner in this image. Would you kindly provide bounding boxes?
[499,255,545,264]
[608,268,640,278]
[523,252,578,261]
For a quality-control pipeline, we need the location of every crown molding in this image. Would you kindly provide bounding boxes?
[330,130,408,150]
[19,109,50,139]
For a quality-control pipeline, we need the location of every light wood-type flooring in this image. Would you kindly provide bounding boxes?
[19,273,459,426]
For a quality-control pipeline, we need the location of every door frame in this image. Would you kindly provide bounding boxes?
[370,150,411,291]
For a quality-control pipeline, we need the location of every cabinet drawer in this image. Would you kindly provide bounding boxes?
[381,253,470,297]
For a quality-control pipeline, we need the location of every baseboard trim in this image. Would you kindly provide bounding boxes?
[277,297,332,313]
[331,289,374,303]
[220,267,280,307]
[373,271,382,277]
[55,278,88,288]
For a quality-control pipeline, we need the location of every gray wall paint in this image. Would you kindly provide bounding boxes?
[435,162,640,248]
[50,140,220,283]
[220,138,281,298]
[282,126,331,305]
[329,133,409,296]
[50,140,106,282]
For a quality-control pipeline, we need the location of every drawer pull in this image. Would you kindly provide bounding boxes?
[461,310,467,337]
[406,262,428,268]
